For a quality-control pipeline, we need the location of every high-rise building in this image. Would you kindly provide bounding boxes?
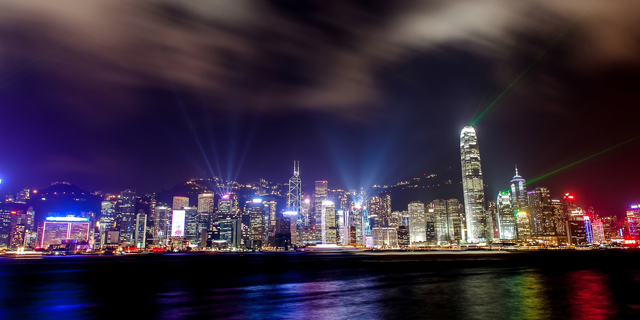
[134,210,147,249]
[173,196,189,210]
[601,216,618,240]
[219,219,242,248]
[527,187,553,236]
[264,200,277,246]
[321,200,337,244]
[184,207,198,245]
[460,126,491,242]
[432,200,450,244]
[372,227,398,247]
[510,167,527,212]
[550,200,567,237]
[287,161,301,217]
[300,198,311,227]
[592,219,605,243]
[40,216,91,249]
[408,201,426,246]
[496,191,517,240]
[249,198,264,249]
[155,206,171,247]
[313,181,328,233]
[117,189,136,244]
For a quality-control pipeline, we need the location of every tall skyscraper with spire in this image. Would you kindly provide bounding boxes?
[460,126,491,242]
[287,161,301,216]
[510,166,527,212]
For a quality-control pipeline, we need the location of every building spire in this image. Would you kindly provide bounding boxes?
[515,164,519,176]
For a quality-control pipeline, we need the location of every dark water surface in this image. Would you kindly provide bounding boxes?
[1,251,639,319]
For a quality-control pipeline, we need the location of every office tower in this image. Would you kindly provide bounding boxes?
[184,206,198,245]
[134,210,147,249]
[300,198,311,227]
[367,195,381,228]
[197,192,214,216]
[372,227,398,247]
[173,196,189,210]
[545,200,565,238]
[98,200,116,249]
[155,206,171,247]
[264,200,277,246]
[527,187,552,236]
[516,211,532,241]
[9,207,34,249]
[510,167,527,212]
[313,181,328,233]
[397,226,409,246]
[592,219,605,243]
[566,210,588,245]
[350,206,364,245]
[496,191,517,240]
[425,207,436,245]
[196,193,214,245]
[274,216,292,249]
[600,216,618,240]
[217,194,235,219]
[321,200,337,244]
[408,201,426,245]
[460,126,490,242]
[432,200,450,244]
[40,216,91,249]
[447,199,463,241]
[337,210,347,245]
[287,161,301,216]
[249,198,265,249]
[219,219,242,248]
[625,205,640,238]
[117,189,136,244]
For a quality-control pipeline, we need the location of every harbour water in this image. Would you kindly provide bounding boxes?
[1,251,639,319]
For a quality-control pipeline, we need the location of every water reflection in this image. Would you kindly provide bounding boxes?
[565,270,617,319]
[0,254,638,319]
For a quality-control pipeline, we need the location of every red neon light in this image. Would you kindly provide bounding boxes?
[10,211,17,215]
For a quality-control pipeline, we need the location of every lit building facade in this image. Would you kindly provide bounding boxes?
[408,201,426,245]
[460,126,491,242]
[40,216,90,249]
[321,200,337,244]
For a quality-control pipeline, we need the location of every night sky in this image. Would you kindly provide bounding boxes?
[1,1,639,216]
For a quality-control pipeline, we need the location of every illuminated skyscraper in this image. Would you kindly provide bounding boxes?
[408,201,426,245]
[321,200,337,244]
[510,166,527,212]
[264,200,277,246]
[287,161,301,217]
[117,189,136,244]
[134,210,147,248]
[460,126,491,242]
[249,198,264,249]
[496,191,517,240]
[197,192,214,216]
[527,187,552,236]
[313,181,328,234]
[173,196,189,210]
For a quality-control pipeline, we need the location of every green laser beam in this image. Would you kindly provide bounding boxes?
[526,135,640,185]
[470,31,520,122]
[470,0,595,126]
